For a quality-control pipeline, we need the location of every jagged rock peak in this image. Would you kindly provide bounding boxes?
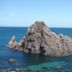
[7,35,17,48]
[34,21,47,27]
[28,21,50,33]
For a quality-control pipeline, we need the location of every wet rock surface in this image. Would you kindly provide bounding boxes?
[7,21,72,57]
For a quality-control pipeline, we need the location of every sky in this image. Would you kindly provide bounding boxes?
[0,0,72,27]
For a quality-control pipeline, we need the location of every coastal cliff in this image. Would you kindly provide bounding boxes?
[7,21,72,57]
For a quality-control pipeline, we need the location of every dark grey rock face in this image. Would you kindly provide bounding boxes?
[7,21,72,57]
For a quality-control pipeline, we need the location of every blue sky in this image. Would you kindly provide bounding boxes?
[0,0,72,27]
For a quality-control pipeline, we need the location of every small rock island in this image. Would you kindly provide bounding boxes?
[7,21,72,57]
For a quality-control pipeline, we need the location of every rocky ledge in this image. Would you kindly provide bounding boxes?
[7,21,72,57]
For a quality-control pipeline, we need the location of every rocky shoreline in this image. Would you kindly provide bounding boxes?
[7,21,72,57]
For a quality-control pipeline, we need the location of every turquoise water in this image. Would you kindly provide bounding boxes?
[0,27,72,72]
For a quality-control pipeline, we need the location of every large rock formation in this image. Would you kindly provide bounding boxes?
[7,21,72,57]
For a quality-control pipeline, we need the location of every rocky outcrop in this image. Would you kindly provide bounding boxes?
[7,21,72,57]
[7,36,17,48]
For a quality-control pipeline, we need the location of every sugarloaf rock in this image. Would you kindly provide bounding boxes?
[7,21,72,57]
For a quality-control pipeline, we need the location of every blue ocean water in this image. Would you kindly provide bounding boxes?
[0,27,72,72]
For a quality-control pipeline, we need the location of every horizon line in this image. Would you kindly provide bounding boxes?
[0,26,72,28]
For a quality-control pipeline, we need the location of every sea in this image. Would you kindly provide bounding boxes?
[0,27,72,72]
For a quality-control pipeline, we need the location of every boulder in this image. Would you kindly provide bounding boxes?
[7,21,72,57]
